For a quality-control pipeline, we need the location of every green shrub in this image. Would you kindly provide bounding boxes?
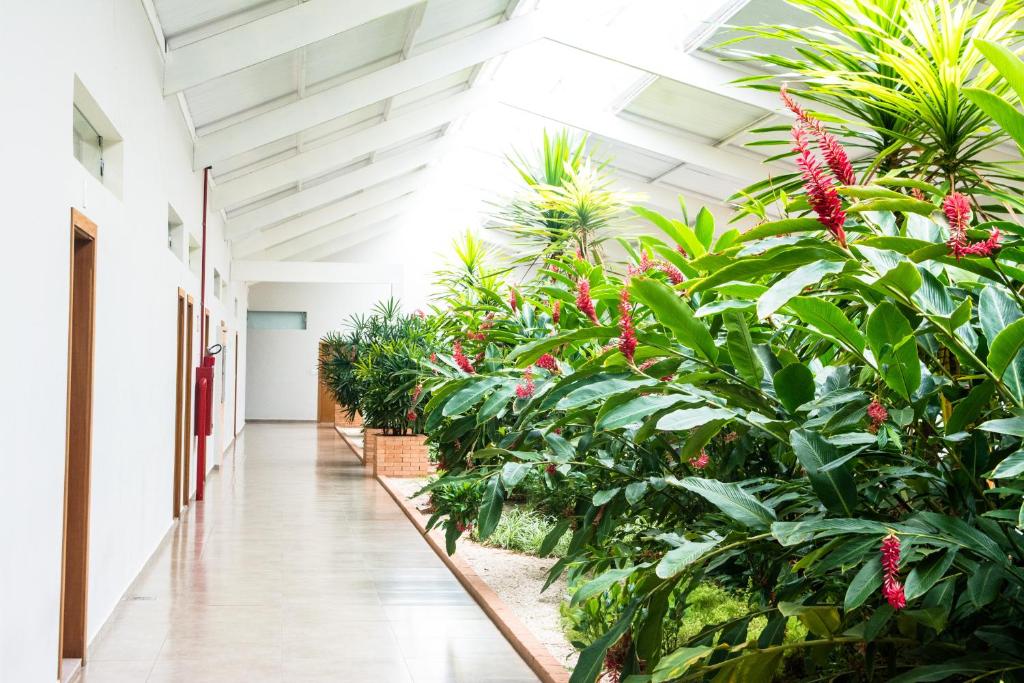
[473,506,571,557]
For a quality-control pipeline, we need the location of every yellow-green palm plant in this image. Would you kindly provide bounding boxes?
[492,130,629,269]
[432,230,505,308]
[728,0,1024,211]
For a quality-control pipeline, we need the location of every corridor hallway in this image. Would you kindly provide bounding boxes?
[79,424,539,683]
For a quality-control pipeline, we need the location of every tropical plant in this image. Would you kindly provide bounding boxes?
[411,113,1024,681]
[725,0,1024,214]
[321,298,433,435]
[492,129,631,268]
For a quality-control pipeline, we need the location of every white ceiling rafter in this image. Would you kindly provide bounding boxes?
[231,171,425,256]
[163,0,424,95]
[228,141,441,236]
[289,223,402,262]
[195,8,552,166]
[212,87,489,210]
[257,201,412,261]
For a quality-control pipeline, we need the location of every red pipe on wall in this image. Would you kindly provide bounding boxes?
[194,166,213,502]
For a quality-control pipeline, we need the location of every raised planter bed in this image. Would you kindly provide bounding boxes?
[372,433,434,477]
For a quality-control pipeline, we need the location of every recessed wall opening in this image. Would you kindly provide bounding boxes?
[213,269,223,299]
[167,205,184,262]
[72,77,122,197]
[247,311,307,330]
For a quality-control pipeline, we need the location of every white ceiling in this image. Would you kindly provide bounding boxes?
[149,0,794,262]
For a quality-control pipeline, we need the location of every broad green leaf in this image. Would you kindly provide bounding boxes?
[866,301,920,401]
[538,518,571,557]
[651,646,712,683]
[500,462,531,489]
[655,538,721,578]
[978,417,1024,436]
[477,382,518,424]
[558,376,657,410]
[844,557,882,611]
[905,549,957,601]
[980,286,1024,402]
[975,39,1024,102]
[571,566,640,606]
[631,278,718,361]
[657,406,735,431]
[508,326,617,363]
[778,602,840,637]
[624,481,648,505]
[724,311,763,385]
[990,450,1024,478]
[790,429,859,516]
[987,318,1024,399]
[597,394,691,430]
[694,207,714,250]
[443,377,502,416]
[634,206,704,257]
[736,217,826,243]
[787,296,866,354]
[477,477,504,540]
[965,87,1024,150]
[946,381,994,434]
[757,260,845,319]
[967,564,1002,608]
[676,477,775,528]
[772,518,888,546]
[857,245,923,296]
[846,197,936,216]
[593,488,620,506]
[773,363,815,413]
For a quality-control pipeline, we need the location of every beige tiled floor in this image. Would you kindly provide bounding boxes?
[80,423,539,683]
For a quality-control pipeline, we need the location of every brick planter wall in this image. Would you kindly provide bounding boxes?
[334,405,363,429]
[362,428,382,468]
[374,434,433,478]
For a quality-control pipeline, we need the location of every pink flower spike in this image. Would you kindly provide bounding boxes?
[535,353,558,372]
[689,450,710,469]
[780,85,855,186]
[792,125,848,248]
[509,287,518,312]
[453,340,475,374]
[552,300,561,324]
[618,289,638,364]
[867,399,888,434]
[880,534,906,610]
[515,368,535,399]
[656,261,685,285]
[576,279,599,324]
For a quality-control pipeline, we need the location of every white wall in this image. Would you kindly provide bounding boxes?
[0,1,246,680]
[246,282,392,420]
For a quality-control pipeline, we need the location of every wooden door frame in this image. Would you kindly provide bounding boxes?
[182,296,194,507]
[232,331,239,440]
[316,341,335,423]
[58,209,98,679]
[173,289,186,519]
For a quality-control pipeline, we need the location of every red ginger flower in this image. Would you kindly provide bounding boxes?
[509,287,518,312]
[552,300,561,324]
[406,409,417,421]
[453,340,475,374]
[535,353,558,372]
[576,279,599,324]
[867,399,888,434]
[792,125,848,248]
[657,261,685,285]
[677,244,688,257]
[618,289,638,363]
[689,450,710,469]
[515,368,535,399]
[881,534,906,610]
[781,85,855,186]
[411,384,422,402]
[944,192,1001,259]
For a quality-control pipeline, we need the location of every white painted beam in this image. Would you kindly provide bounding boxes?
[500,97,779,184]
[290,225,400,262]
[196,10,548,165]
[212,88,486,210]
[230,173,422,255]
[226,142,439,236]
[259,204,405,261]
[547,21,780,112]
[164,0,422,95]
[232,259,402,284]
